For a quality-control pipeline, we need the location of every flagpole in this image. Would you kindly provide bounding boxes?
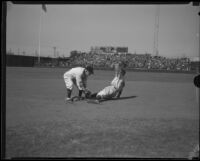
[38,6,42,65]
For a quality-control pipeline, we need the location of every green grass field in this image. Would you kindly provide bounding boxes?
[6,67,199,158]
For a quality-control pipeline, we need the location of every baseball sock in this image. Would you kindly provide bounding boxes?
[79,90,83,97]
[116,91,122,98]
[90,92,97,99]
[67,89,72,98]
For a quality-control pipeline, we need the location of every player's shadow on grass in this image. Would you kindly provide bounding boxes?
[101,95,137,102]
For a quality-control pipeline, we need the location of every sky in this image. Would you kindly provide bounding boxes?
[6,2,199,58]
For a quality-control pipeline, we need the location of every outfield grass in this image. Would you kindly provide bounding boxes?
[6,67,199,158]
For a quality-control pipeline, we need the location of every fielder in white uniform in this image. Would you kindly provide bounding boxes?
[63,66,93,101]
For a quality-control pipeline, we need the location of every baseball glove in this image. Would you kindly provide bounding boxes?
[84,89,92,98]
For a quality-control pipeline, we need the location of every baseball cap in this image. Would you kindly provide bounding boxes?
[86,65,94,74]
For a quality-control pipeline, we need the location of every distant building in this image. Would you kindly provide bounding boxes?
[116,47,128,54]
[70,50,82,57]
[90,46,128,54]
[7,49,14,55]
[190,57,199,62]
[190,57,200,72]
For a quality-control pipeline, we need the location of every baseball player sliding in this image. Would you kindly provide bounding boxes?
[88,68,126,103]
[63,65,94,102]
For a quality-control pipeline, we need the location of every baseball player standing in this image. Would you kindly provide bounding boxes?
[63,65,94,102]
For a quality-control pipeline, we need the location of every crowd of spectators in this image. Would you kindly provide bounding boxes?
[6,51,194,72]
[68,51,191,71]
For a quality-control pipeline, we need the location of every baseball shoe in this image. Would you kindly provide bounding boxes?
[65,97,73,103]
[87,99,100,104]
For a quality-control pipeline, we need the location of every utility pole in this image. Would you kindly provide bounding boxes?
[18,48,20,55]
[153,5,160,56]
[52,46,57,66]
[38,5,47,64]
[53,47,56,58]
[38,8,42,64]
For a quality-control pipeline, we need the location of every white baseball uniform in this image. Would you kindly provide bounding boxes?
[63,67,87,91]
[111,75,125,91]
[97,76,125,99]
[96,62,126,99]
